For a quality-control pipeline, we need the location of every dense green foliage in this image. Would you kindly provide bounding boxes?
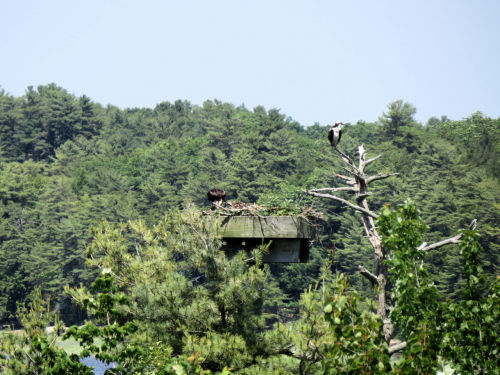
[441,231,500,374]
[380,201,443,374]
[378,202,499,374]
[66,206,280,372]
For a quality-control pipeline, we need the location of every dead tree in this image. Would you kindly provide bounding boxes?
[306,144,472,353]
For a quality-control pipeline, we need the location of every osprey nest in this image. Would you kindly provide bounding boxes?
[204,200,323,221]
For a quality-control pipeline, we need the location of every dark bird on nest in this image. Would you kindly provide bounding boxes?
[207,188,226,205]
[328,121,343,148]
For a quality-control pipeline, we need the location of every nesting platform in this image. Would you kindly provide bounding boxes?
[215,216,313,263]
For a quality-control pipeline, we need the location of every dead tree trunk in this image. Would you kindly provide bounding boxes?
[306,144,396,343]
[306,144,474,353]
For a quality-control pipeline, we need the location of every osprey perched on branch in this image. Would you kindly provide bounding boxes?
[207,188,226,205]
[328,121,343,148]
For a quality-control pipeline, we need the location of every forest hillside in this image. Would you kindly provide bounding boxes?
[1,84,499,325]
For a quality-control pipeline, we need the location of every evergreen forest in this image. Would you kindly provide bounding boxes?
[0,84,499,374]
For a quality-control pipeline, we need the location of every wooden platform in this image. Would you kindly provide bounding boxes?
[215,216,313,263]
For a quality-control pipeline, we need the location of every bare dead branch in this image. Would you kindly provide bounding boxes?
[418,219,477,251]
[363,154,382,166]
[358,145,367,167]
[342,166,358,176]
[358,144,366,156]
[469,219,477,230]
[358,265,379,286]
[305,190,379,218]
[388,341,407,354]
[419,233,463,251]
[366,173,399,185]
[356,193,372,199]
[334,147,357,169]
[334,173,355,185]
[308,187,358,193]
